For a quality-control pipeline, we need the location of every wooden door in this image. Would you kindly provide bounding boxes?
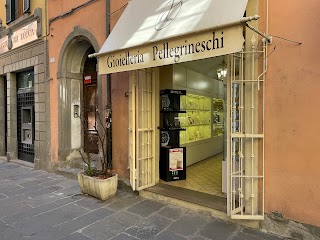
[83,82,99,154]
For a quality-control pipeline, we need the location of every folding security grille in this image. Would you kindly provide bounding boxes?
[129,69,156,191]
[228,36,266,220]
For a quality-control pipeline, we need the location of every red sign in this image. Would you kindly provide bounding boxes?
[84,75,92,84]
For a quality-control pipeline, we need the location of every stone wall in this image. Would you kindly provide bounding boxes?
[0,39,49,168]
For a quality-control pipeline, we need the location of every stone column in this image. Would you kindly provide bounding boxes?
[58,73,83,162]
[6,73,18,160]
[0,76,5,156]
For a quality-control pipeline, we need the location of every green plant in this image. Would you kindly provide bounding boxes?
[75,107,113,178]
[78,150,95,176]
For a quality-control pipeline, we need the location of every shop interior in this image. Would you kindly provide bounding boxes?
[159,56,228,198]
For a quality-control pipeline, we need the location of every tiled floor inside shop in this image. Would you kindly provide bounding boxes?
[162,153,224,197]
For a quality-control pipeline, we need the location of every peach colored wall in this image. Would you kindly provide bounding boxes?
[109,0,130,178]
[261,0,320,227]
[48,0,106,162]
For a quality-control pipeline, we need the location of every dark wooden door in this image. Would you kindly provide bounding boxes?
[83,83,99,154]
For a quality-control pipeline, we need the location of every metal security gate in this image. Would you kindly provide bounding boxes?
[129,69,156,191]
[17,71,35,163]
[227,37,266,220]
[17,91,35,162]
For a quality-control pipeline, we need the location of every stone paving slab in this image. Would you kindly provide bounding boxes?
[0,160,284,240]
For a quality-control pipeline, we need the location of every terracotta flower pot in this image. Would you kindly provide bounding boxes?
[77,172,118,201]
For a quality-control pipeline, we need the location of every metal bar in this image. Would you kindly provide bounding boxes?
[151,69,156,187]
[245,23,271,43]
[262,41,266,217]
[231,133,264,138]
[132,72,137,190]
[231,175,264,178]
[251,39,255,215]
[227,54,232,216]
[230,56,235,212]
[137,156,153,161]
[137,129,154,132]
[232,80,265,83]
[231,215,265,220]
[239,49,244,215]
[147,70,151,186]
[231,206,244,215]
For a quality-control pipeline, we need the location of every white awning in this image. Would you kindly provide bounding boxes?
[97,0,253,74]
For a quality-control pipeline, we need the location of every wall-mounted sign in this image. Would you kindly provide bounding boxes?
[12,21,38,50]
[98,26,244,74]
[84,75,92,84]
[0,36,9,54]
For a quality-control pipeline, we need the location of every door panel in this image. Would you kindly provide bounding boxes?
[17,71,35,163]
[84,84,99,154]
[129,69,156,191]
[227,39,266,220]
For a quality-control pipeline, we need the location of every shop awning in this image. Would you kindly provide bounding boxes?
[96,0,256,74]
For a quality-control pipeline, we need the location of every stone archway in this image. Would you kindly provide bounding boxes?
[57,26,100,162]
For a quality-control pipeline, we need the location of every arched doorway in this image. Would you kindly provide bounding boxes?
[57,30,101,162]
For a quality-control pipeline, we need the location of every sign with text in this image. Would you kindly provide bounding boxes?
[84,75,92,84]
[169,148,184,171]
[12,21,38,50]
[98,25,244,74]
[0,36,9,54]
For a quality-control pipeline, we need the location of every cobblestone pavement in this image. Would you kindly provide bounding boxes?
[0,160,284,240]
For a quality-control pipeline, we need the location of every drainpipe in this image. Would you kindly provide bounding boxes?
[105,0,112,169]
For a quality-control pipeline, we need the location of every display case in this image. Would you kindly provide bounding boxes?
[212,98,224,137]
[179,94,211,144]
[160,89,187,181]
[160,89,186,148]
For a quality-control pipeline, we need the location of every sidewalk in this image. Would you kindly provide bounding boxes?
[0,160,284,240]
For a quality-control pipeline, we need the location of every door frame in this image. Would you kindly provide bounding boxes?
[4,76,7,154]
[83,79,99,154]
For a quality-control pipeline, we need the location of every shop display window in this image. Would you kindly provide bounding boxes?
[178,94,225,144]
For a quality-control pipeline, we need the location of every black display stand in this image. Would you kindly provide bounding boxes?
[159,89,187,181]
[160,147,186,181]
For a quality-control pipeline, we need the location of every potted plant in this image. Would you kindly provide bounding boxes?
[76,107,117,201]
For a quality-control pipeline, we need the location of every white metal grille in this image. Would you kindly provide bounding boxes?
[129,69,156,191]
[129,71,136,190]
[228,37,266,220]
